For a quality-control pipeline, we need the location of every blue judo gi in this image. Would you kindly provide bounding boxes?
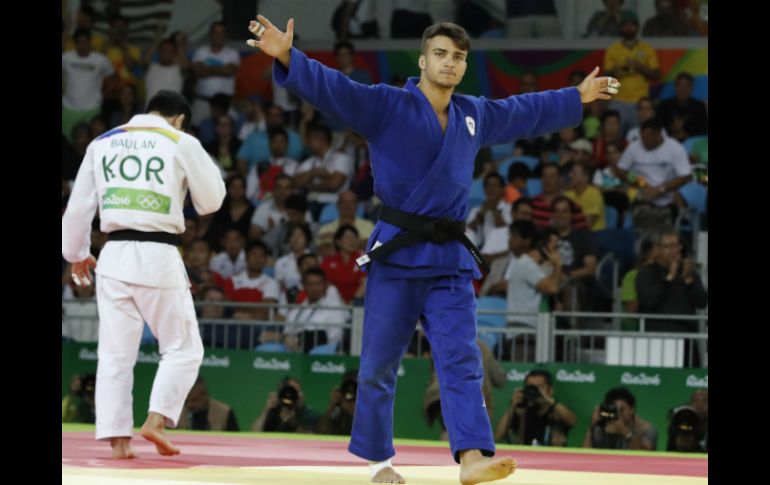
[273,47,582,462]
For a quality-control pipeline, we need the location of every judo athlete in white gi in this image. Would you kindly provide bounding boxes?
[247,16,619,485]
[62,90,226,459]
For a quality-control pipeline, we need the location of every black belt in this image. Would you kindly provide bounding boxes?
[108,230,182,246]
[356,206,490,275]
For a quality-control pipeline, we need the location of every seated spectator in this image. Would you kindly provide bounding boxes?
[467,173,513,265]
[204,174,255,252]
[592,141,636,218]
[209,229,246,279]
[275,224,314,294]
[504,162,530,204]
[204,114,241,174]
[642,0,691,36]
[625,97,666,144]
[237,103,304,177]
[251,376,322,433]
[245,128,299,204]
[249,174,294,241]
[317,190,374,257]
[531,163,589,229]
[197,93,234,146]
[583,0,636,37]
[184,239,215,295]
[177,375,239,431]
[564,160,606,231]
[320,225,366,305]
[512,197,533,222]
[619,238,655,330]
[656,72,708,137]
[592,110,627,169]
[263,195,316,258]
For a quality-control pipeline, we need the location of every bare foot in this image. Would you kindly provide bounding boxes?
[110,437,138,459]
[371,466,406,484]
[459,450,516,485]
[140,412,180,456]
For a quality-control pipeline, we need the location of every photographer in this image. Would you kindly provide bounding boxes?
[252,376,321,432]
[583,387,658,450]
[494,370,576,446]
[666,405,706,453]
[62,373,96,423]
[317,370,358,435]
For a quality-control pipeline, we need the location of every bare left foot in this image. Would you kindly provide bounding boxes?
[110,437,138,459]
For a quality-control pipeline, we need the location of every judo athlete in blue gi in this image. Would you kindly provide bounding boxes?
[247,16,619,485]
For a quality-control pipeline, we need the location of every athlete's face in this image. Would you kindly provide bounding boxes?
[419,36,468,89]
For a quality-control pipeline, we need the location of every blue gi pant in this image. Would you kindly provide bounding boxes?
[348,262,495,463]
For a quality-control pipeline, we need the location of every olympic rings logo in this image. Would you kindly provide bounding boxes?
[137,194,162,210]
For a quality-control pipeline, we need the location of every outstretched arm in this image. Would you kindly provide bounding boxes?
[245,15,393,139]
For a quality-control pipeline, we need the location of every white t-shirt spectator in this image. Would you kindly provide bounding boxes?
[275,251,311,290]
[230,271,280,300]
[62,51,114,110]
[466,200,513,254]
[618,137,692,206]
[192,46,240,98]
[145,63,184,102]
[209,250,246,279]
[296,149,355,204]
[284,290,348,344]
[504,253,547,328]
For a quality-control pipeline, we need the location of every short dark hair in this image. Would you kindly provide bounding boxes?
[513,197,532,212]
[640,118,664,132]
[285,194,308,213]
[483,172,505,187]
[268,127,289,142]
[302,267,327,282]
[334,223,359,242]
[507,162,531,182]
[209,21,226,33]
[245,239,269,256]
[675,72,694,85]
[421,22,471,53]
[73,27,91,42]
[307,123,332,144]
[526,369,553,387]
[297,253,319,269]
[334,40,355,54]
[285,223,313,246]
[604,387,636,408]
[601,110,621,124]
[551,195,574,213]
[209,93,232,111]
[573,159,595,179]
[145,91,192,131]
[509,220,536,239]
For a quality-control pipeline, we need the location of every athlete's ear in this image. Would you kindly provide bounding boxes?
[172,114,186,131]
[418,55,426,71]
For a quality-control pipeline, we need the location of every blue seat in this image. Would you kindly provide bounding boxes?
[490,142,515,160]
[468,178,485,208]
[682,136,708,155]
[592,229,637,277]
[476,296,508,351]
[604,206,619,229]
[679,181,707,214]
[254,342,288,353]
[309,342,339,355]
[525,178,543,198]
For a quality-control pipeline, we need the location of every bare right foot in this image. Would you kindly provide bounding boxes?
[140,412,180,457]
[459,450,516,485]
[371,466,406,484]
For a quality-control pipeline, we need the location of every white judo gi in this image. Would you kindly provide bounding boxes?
[62,114,226,440]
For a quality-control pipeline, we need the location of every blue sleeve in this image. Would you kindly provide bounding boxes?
[479,88,584,147]
[273,47,394,139]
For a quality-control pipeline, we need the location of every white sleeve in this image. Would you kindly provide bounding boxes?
[62,146,99,263]
[178,135,226,215]
[228,48,240,66]
[192,47,206,63]
[501,203,513,224]
[672,143,693,177]
[617,144,634,171]
[523,259,547,287]
[263,278,280,301]
[251,203,270,231]
[296,158,313,174]
[101,54,115,77]
[466,206,480,224]
[592,170,603,186]
[332,152,354,178]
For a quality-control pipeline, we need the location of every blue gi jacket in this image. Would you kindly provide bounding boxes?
[274,47,582,279]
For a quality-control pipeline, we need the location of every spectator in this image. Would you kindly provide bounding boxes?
[191,21,240,126]
[592,110,627,169]
[101,15,141,117]
[249,174,295,241]
[564,160,606,231]
[558,138,593,174]
[62,28,114,141]
[391,0,433,38]
[209,228,246,279]
[666,405,706,452]
[512,197,533,221]
[690,389,708,449]
[143,37,188,103]
[284,268,348,353]
[495,370,576,446]
[222,239,280,322]
[177,376,240,431]
[205,175,256,252]
[334,40,372,84]
[583,0,635,37]
[584,387,658,450]
[185,239,215,295]
[198,285,228,347]
[245,129,299,204]
[275,224,314,293]
[332,0,379,40]
[317,372,358,435]
[318,191,374,256]
[320,225,366,304]
[656,72,708,138]
[604,13,661,135]
[643,0,691,37]
[237,104,305,176]
[263,195,315,258]
[616,119,692,232]
[205,114,242,174]
[63,5,105,52]
[531,163,589,229]
[504,162,530,204]
[625,97,667,144]
[197,93,235,147]
[62,373,96,424]
[107,84,141,129]
[592,141,634,219]
[551,196,599,312]
[294,124,355,221]
[619,238,655,330]
[467,173,513,264]
[251,376,322,432]
[505,0,561,38]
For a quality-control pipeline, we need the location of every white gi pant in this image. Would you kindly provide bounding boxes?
[94,274,203,440]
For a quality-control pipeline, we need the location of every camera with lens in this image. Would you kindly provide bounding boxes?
[517,384,542,409]
[277,385,299,410]
[596,401,619,429]
[339,378,358,402]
